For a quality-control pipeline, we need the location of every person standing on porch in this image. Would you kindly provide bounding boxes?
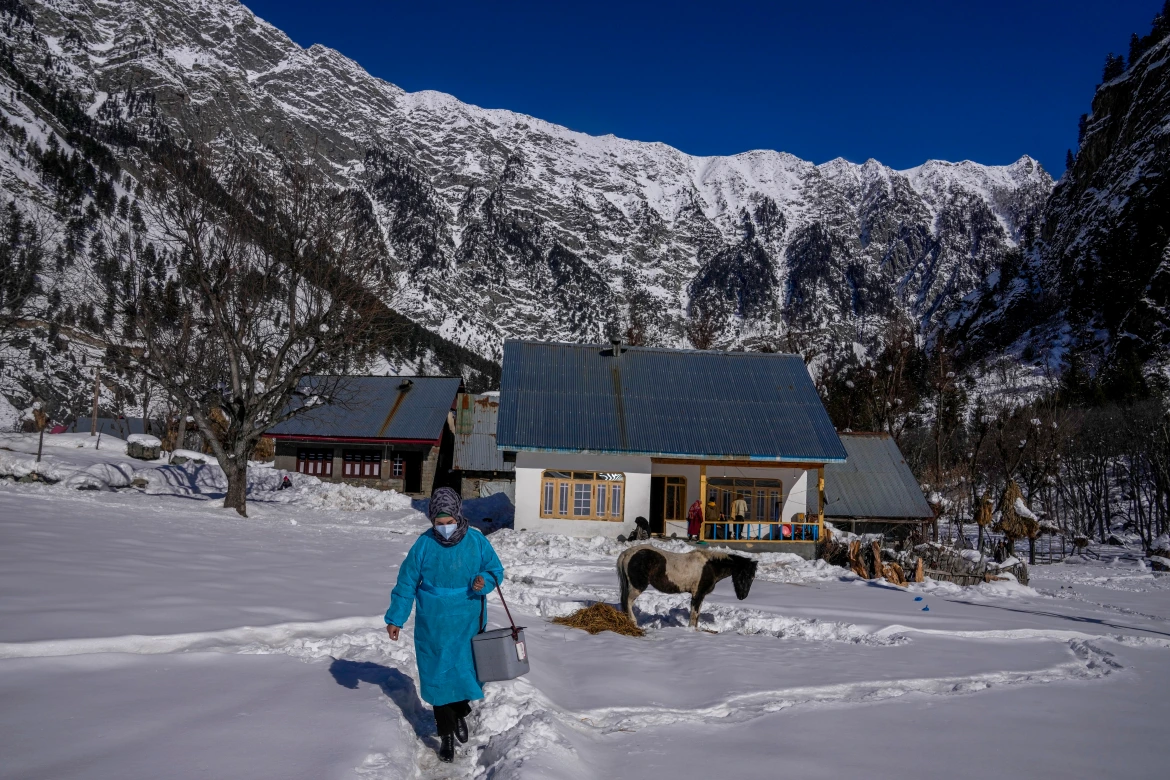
[732,495,748,539]
[686,499,703,541]
[704,500,720,540]
[385,487,505,764]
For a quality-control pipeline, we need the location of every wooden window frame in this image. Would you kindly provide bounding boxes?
[540,470,625,521]
[342,449,382,479]
[391,454,405,478]
[661,475,688,522]
[296,448,334,477]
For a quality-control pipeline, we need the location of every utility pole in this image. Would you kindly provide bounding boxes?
[175,402,189,454]
[32,399,47,474]
[90,367,100,436]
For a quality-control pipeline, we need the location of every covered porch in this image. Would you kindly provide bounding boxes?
[649,458,826,555]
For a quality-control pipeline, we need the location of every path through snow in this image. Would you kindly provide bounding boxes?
[2,437,1169,778]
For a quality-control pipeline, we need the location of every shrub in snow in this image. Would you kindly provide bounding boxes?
[1150,534,1170,558]
[0,395,20,432]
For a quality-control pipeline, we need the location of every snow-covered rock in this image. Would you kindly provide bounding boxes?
[170,449,213,466]
[126,434,162,461]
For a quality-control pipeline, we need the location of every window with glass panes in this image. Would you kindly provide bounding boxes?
[663,476,687,521]
[296,448,333,476]
[342,450,381,478]
[540,471,624,521]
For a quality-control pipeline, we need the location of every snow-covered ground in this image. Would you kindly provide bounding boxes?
[1,436,1168,779]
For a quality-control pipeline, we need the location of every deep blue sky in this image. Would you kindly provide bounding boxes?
[242,0,1160,176]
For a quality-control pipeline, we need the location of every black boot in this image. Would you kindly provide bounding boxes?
[438,733,455,763]
[455,716,469,744]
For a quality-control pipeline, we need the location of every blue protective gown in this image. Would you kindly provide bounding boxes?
[384,527,505,706]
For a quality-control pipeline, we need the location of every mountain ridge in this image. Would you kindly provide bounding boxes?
[0,0,1055,414]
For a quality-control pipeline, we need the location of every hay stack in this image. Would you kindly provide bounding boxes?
[551,603,644,637]
[994,480,1039,543]
[975,492,994,527]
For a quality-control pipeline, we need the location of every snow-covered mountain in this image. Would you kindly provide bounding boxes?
[0,0,1052,406]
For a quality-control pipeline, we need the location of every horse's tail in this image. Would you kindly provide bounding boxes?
[617,554,631,614]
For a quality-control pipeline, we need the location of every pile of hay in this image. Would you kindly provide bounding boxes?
[975,492,994,528]
[995,480,1039,544]
[551,602,644,637]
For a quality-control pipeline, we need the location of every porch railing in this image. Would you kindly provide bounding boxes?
[701,520,820,542]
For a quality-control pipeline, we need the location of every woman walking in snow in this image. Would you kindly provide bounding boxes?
[385,487,505,763]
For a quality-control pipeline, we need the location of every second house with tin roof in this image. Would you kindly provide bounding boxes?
[496,339,848,558]
[268,375,462,497]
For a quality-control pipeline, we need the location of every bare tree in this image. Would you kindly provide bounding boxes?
[685,299,721,350]
[861,320,922,443]
[98,151,395,515]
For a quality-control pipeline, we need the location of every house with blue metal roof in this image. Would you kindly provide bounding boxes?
[823,432,934,536]
[452,392,515,501]
[497,340,847,556]
[268,376,462,496]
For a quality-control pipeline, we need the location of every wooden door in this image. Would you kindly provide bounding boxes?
[649,476,665,534]
[404,452,424,493]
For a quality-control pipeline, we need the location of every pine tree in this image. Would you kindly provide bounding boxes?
[1129,32,1144,65]
[1154,1,1170,41]
[1102,52,1125,81]
[1065,149,1075,171]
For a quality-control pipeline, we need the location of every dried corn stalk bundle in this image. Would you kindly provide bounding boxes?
[995,481,1039,544]
[975,492,994,527]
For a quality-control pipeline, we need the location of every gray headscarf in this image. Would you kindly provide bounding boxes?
[427,486,469,547]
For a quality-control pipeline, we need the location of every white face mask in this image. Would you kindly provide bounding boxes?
[435,523,457,540]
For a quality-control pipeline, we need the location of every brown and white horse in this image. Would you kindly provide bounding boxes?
[617,545,758,628]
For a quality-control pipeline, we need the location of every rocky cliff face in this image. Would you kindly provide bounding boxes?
[1046,32,1170,369]
[952,28,1170,388]
[0,0,1052,408]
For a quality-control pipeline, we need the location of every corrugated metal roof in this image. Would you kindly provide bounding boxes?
[823,433,933,520]
[452,393,514,473]
[72,417,148,438]
[496,341,846,462]
[268,376,461,441]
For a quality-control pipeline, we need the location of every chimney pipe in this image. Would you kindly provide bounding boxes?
[610,336,623,356]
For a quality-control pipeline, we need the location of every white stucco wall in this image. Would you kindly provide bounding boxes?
[514,454,822,539]
[785,470,809,522]
[514,452,651,537]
